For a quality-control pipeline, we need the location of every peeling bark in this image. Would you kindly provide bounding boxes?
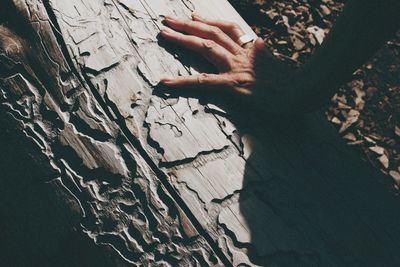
[0,1,222,265]
[2,1,400,267]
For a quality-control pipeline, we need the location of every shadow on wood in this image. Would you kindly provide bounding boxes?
[238,112,400,267]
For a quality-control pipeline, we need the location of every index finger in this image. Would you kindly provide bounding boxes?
[164,17,242,54]
[191,13,245,43]
[160,73,235,88]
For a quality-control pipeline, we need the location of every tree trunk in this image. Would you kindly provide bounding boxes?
[1,0,400,266]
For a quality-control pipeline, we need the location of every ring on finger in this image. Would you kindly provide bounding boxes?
[238,34,256,47]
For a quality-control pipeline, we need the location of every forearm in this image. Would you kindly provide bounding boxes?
[292,0,400,112]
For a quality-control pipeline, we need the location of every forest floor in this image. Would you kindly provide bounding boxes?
[229,0,400,189]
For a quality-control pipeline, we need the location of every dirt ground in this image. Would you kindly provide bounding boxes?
[229,0,400,189]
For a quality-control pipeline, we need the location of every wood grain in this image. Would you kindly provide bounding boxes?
[0,1,221,265]
[1,0,400,266]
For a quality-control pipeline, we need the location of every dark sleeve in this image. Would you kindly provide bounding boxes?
[292,0,400,112]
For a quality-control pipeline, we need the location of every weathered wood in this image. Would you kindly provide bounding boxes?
[1,0,400,266]
[0,1,221,266]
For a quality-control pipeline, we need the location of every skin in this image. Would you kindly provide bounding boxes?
[160,14,290,115]
[160,0,400,114]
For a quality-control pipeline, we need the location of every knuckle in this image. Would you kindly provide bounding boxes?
[223,75,237,87]
[228,22,240,31]
[233,73,255,86]
[174,35,183,43]
[232,46,244,55]
[209,27,222,37]
[182,20,191,29]
[202,40,217,50]
[197,73,210,84]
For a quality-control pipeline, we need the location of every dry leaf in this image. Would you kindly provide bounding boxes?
[352,81,366,110]
[266,10,278,20]
[378,154,389,169]
[337,102,352,110]
[331,117,341,124]
[339,109,360,133]
[343,133,357,141]
[389,171,400,185]
[348,140,364,145]
[367,134,382,141]
[255,0,267,5]
[292,37,306,50]
[395,126,400,137]
[336,94,347,104]
[307,26,326,45]
[363,136,376,144]
[369,146,385,155]
[320,5,331,16]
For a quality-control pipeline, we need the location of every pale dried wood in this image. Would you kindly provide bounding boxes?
[47,0,258,264]
[1,0,400,267]
[0,1,220,266]
[47,1,400,266]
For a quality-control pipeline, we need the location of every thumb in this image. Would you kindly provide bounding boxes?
[253,37,274,58]
[254,37,266,51]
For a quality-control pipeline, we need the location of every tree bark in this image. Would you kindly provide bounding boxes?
[1,0,400,266]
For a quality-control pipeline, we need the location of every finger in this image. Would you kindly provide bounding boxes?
[191,13,245,44]
[160,73,235,88]
[251,37,275,60]
[160,27,231,70]
[164,16,242,54]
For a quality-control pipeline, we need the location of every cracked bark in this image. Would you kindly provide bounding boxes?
[2,0,400,267]
[0,1,223,266]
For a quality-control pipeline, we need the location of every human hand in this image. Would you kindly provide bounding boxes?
[159,14,297,115]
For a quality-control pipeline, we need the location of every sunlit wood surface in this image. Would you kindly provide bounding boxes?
[0,0,399,266]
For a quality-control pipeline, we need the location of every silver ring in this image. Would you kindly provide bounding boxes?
[238,34,255,47]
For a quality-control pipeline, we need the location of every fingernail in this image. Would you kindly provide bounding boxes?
[160,76,174,84]
[164,16,176,22]
[191,12,202,20]
[160,27,173,34]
